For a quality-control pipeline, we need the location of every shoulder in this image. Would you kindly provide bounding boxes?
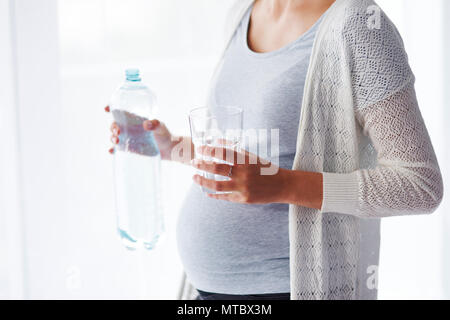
[327,0,410,75]
[330,0,404,48]
[226,0,253,21]
[327,0,414,106]
[223,0,253,41]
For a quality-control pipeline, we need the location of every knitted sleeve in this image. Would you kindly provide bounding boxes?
[320,5,444,218]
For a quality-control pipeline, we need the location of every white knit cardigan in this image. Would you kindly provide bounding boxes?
[180,0,444,300]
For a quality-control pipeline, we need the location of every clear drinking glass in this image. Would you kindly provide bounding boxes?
[189,106,243,194]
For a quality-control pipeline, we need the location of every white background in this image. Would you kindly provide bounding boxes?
[0,0,449,299]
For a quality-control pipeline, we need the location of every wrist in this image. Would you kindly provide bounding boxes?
[274,168,293,204]
[278,169,323,210]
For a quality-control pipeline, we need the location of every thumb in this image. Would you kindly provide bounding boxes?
[143,119,161,131]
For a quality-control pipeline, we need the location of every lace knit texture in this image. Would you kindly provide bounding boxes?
[181,0,443,300]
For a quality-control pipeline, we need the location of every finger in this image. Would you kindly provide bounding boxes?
[110,122,120,135]
[111,136,119,145]
[192,160,232,177]
[198,145,257,165]
[105,105,110,113]
[206,192,240,202]
[215,138,236,147]
[109,147,115,154]
[197,145,240,164]
[143,119,161,131]
[193,175,235,192]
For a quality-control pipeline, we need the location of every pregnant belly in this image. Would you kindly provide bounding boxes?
[176,184,290,275]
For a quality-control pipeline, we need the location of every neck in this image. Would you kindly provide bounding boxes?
[262,0,334,17]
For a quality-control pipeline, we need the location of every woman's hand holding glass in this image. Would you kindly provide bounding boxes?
[191,145,289,204]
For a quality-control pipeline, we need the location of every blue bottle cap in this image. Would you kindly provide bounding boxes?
[125,69,141,82]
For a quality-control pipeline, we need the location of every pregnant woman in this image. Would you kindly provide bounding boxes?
[106,0,443,300]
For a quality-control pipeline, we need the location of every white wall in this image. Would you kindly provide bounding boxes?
[376,0,447,299]
[0,0,25,299]
[442,0,450,299]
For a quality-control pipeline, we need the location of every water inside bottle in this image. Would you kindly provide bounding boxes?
[112,109,163,250]
[114,150,163,250]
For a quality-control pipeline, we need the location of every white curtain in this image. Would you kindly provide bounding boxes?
[0,0,449,299]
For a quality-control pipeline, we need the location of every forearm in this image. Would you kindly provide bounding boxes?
[278,168,323,210]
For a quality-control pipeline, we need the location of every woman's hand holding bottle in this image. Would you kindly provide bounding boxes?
[105,105,193,162]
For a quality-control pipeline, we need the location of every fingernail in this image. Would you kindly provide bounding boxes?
[105,106,110,112]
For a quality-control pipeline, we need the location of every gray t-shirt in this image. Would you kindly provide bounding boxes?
[177,6,322,294]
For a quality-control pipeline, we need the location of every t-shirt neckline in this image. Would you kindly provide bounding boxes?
[243,4,325,58]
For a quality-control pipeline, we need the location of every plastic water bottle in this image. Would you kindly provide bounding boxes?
[110,69,163,250]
